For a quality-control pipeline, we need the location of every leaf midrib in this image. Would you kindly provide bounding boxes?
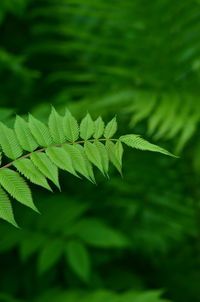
[0,138,118,170]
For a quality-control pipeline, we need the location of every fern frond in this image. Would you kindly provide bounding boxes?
[4,0,199,154]
[0,108,175,226]
[128,91,200,152]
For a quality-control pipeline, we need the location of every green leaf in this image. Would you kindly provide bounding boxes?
[0,122,22,159]
[38,239,64,274]
[73,218,129,248]
[94,116,105,139]
[14,158,52,191]
[175,115,198,153]
[0,152,2,166]
[63,109,79,142]
[29,114,53,147]
[104,117,117,139]
[106,141,122,174]
[115,140,123,168]
[48,107,65,144]
[46,146,79,178]
[80,113,94,140]
[94,142,109,176]
[0,169,38,212]
[148,98,169,135]
[75,145,96,184]
[120,134,176,157]
[84,142,105,176]
[129,92,157,127]
[0,186,18,227]
[14,115,38,152]
[64,144,95,183]
[153,95,180,140]
[31,152,60,189]
[65,240,90,282]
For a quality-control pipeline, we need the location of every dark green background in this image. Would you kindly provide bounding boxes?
[0,1,200,301]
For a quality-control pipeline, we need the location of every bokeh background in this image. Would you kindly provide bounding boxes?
[1,1,200,301]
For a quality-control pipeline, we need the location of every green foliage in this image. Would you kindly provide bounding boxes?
[38,239,64,275]
[63,144,96,183]
[104,117,117,139]
[63,110,79,142]
[0,108,174,227]
[0,0,200,151]
[72,218,129,247]
[106,141,123,175]
[29,114,53,147]
[0,0,28,23]
[48,107,65,144]
[126,92,200,153]
[0,288,171,302]
[65,240,90,282]
[0,196,130,281]
[30,152,60,189]
[0,169,37,213]
[14,158,52,191]
[14,116,38,152]
[0,186,17,227]
[46,146,79,178]
[94,117,105,139]
[35,289,170,302]
[0,122,23,159]
[120,135,177,157]
[80,113,94,140]
[1,1,200,302]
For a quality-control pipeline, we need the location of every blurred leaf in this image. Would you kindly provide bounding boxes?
[65,240,91,282]
[72,218,129,248]
[38,239,64,274]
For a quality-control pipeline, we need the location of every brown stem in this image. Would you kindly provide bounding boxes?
[0,138,117,170]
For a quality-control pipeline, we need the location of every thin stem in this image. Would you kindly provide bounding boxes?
[0,138,118,170]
